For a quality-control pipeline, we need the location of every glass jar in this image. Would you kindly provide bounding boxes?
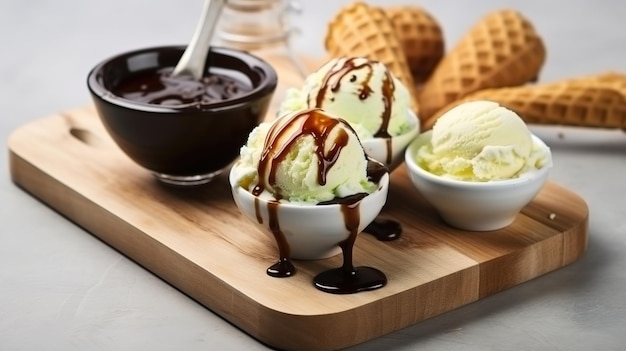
[215,0,308,81]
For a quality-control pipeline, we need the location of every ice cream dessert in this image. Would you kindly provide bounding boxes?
[235,107,378,203]
[324,1,420,108]
[416,100,551,181]
[405,100,552,230]
[280,56,411,139]
[230,108,389,294]
[278,57,419,168]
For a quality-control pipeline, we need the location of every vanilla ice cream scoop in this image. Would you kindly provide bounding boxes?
[279,57,412,139]
[234,108,377,203]
[418,100,550,181]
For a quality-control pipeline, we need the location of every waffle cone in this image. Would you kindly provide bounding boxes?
[418,9,547,120]
[567,71,626,97]
[384,5,445,84]
[324,1,419,112]
[424,79,626,130]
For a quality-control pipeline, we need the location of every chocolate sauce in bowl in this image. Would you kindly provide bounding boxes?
[112,67,252,107]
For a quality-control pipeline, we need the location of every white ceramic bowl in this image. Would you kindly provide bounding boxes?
[404,131,552,231]
[229,166,390,260]
[361,110,420,171]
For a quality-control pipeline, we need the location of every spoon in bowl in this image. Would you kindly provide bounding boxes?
[172,0,227,80]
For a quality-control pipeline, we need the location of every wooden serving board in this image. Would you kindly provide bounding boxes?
[8,56,588,351]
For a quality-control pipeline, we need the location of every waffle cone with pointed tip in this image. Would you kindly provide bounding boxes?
[418,9,547,120]
[324,1,419,113]
[384,5,445,84]
[424,78,626,130]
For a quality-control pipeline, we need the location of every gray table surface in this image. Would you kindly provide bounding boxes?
[1,0,625,350]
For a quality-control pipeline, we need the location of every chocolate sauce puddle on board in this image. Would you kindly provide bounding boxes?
[364,218,402,241]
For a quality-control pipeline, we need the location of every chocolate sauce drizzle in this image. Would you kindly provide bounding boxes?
[253,109,354,278]
[364,156,402,241]
[311,58,404,234]
[251,109,388,293]
[266,201,296,277]
[253,109,349,198]
[313,200,386,294]
[312,57,397,165]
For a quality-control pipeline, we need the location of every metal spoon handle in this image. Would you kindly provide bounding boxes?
[172,0,227,80]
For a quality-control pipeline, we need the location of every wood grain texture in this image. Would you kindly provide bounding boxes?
[7,55,588,351]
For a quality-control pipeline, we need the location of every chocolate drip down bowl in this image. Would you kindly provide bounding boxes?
[87,46,277,186]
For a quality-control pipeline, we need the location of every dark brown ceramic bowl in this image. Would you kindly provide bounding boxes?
[87,45,277,186]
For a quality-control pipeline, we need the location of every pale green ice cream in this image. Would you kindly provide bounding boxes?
[417,100,551,181]
[234,108,377,203]
[278,57,412,139]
